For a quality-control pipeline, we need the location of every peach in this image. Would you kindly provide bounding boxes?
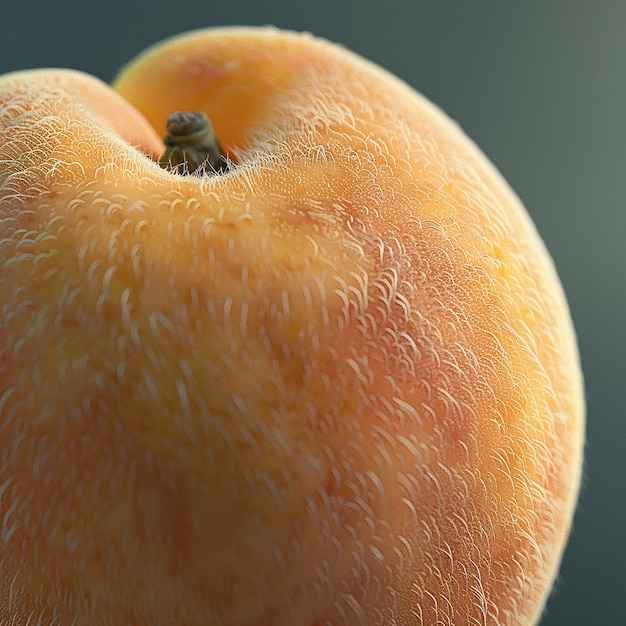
[0,26,584,626]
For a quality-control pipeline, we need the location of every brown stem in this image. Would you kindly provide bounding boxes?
[159,111,229,175]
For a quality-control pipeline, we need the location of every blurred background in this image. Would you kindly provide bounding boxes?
[1,1,622,624]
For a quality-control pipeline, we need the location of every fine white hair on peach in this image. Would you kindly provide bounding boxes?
[0,28,583,624]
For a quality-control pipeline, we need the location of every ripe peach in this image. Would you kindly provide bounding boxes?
[0,26,584,626]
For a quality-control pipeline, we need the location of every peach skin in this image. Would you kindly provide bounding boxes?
[0,26,584,626]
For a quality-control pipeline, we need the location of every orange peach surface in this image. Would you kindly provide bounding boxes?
[0,27,584,626]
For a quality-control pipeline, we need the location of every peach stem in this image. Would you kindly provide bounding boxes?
[159,111,230,175]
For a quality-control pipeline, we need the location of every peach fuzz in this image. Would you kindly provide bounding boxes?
[0,26,584,626]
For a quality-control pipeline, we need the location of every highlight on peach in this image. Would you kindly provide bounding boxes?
[0,26,584,626]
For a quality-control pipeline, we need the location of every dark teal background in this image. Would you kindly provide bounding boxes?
[1,1,623,624]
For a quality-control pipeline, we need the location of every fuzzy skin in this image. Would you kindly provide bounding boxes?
[0,27,584,626]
